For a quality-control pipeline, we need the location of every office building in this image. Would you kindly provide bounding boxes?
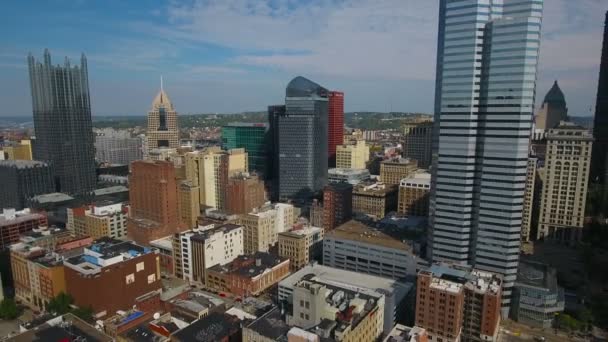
[352,182,398,220]
[0,160,55,210]
[269,76,329,201]
[205,252,290,297]
[592,12,608,204]
[535,81,568,131]
[94,128,143,165]
[172,224,244,284]
[178,180,200,229]
[323,220,418,279]
[403,119,433,168]
[225,173,266,215]
[336,140,369,171]
[415,264,502,342]
[239,206,278,254]
[222,123,268,176]
[278,225,324,271]
[380,158,417,186]
[322,183,352,231]
[146,82,179,153]
[63,238,162,316]
[127,160,184,244]
[511,260,565,328]
[429,0,544,312]
[28,50,96,195]
[2,140,33,160]
[538,122,592,243]
[328,91,344,166]
[521,157,538,242]
[279,263,413,337]
[309,199,324,227]
[0,209,47,248]
[71,201,128,240]
[328,168,371,185]
[398,172,431,217]
[184,147,248,210]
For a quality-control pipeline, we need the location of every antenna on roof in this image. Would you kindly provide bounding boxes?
[160,75,164,92]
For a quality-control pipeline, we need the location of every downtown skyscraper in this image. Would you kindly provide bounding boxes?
[429,0,543,312]
[592,11,608,201]
[269,76,329,201]
[28,50,96,195]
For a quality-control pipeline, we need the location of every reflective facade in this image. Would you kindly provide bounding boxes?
[592,12,608,190]
[269,76,329,201]
[429,0,544,312]
[221,123,268,176]
[28,50,97,195]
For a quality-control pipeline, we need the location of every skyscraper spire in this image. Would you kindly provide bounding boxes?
[160,75,163,92]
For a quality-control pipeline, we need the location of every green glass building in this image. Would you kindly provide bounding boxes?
[221,123,268,176]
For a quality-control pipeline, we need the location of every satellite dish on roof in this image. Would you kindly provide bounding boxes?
[153,312,161,320]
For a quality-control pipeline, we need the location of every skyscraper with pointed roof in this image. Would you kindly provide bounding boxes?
[27,50,96,195]
[535,81,568,130]
[592,11,608,190]
[146,79,179,155]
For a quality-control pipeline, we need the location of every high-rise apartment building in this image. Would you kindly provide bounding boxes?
[225,173,266,215]
[221,123,268,176]
[398,171,431,217]
[403,119,433,168]
[0,161,55,210]
[146,83,179,154]
[322,183,352,231]
[535,81,568,131]
[538,122,592,243]
[95,128,143,165]
[430,0,544,312]
[592,11,608,191]
[278,225,324,271]
[415,264,502,342]
[28,50,96,195]
[328,91,345,166]
[336,139,369,169]
[127,160,184,244]
[380,158,417,186]
[269,76,329,201]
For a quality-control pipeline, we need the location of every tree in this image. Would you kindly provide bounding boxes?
[0,299,20,320]
[46,292,74,315]
[556,313,583,332]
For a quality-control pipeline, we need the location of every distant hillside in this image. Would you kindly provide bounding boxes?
[570,116,593,130]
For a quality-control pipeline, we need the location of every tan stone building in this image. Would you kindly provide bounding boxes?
[2,140,33,160]
[71,202,128,240]
[538,122,592,243]
[521,157,538,242]
[403,118,433,168]
[336,139,369,169]
[239,206,277,254]
[278,225,324,271]
[352,182,398,220]
[178,180,200,229]
[380,158,418,185]
[398,172,431,217]
[146,85,179,154]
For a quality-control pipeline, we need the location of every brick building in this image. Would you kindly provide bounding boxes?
[352,182,398,220]
[225,173,266,215]
[0,208,47,248]
[322,183,352,231]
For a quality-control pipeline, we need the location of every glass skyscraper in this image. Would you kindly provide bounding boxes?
[430,0,543,312]
[269,76,329,201]
[221,123,268,176]
[28,50,97,195]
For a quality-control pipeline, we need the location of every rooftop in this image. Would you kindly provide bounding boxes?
[399,172,431,187]
[279,225,322,238]
[246,307,290,340]
[94,185,129,196]
[208,252,288,278]
[170,312,240,342]
[329,168,371,176]
[423,263,502,295]
[516,259,558,292]
[353,182,398,196]
[189,223,243,243]
[286,76,328,98]
[30,192,74,204]
[327,220,411,252]
[383,324,427,342]
[65,237,152,274]
[0,208,46,226]
[0,160,49,169]
[8,313,113,342]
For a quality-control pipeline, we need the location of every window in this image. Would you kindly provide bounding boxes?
[136,262,144,272]
[148,274,156,284]
[126,274,135,284]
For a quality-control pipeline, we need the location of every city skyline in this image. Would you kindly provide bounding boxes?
[0,0,604,117]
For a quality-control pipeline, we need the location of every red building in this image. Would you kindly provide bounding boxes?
[328,91,345,166]
[322,183,353,231]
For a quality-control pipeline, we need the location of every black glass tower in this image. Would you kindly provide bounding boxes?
[269,76,329,201]
[28,50,97,195]
[592,12,608,188]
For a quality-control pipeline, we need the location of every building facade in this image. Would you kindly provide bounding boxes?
[178,180,200,229]
[222,123,268,176]
[146,85,179,153]
[403,119,433,168]
[322,183,353,231]
[521,157,538,242]
[336,140,368,170]
[429,0,544,312]
[72,202,128,240]
[538,123,592,243]
[0,209,48,249]
[239,206,278,254]
[328,168,371,185]
[328,91,345,166]
[398,172,431,217]
[592,11,608,200]
[225,173,266,215]
[352,182,398,220]
[380,158,418,186]
[0,160,55,210]
[28,50,97,195]
[278,225,324,271]
[269,76,329,201]
[94,128,143,165]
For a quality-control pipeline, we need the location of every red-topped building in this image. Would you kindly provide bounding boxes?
[328,91,344,166]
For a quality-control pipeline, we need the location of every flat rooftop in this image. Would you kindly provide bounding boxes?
[0,209,46,226]
[171,312,240,341]
[279,225,322,238]
[65,237,152,273]
[189,223,243,243]
[8,313,113,342]
[353,182,397,196]
[246,307,290,340]
[424,263,501,295]
[327,220,411,252]
[0,160,49,169]
[30,192,74,204]
[94,185,129,196]
[208,252,288,278]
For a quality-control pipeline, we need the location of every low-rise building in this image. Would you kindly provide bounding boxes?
[172,224,244,284]
[170,312,242,342]
[323,220,418,279]
[206,252,290,297]
[352,182,398,220]
[7,313,113,342]
[383,325,428,342]
[511,260,565,328]
[328,168,371,185]
[398,172,431,217]
[278,225,324,271]
[63,237,162,317]
[0,208,48,248]
[238,203,296,254]
[380,158,417,185]
[323,183,353,231]
[243,307,291,342]
[72,201,129,240]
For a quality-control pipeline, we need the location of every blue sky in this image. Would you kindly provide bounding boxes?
[0,0,605,117]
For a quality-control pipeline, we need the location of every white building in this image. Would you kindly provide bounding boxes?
[94,128,143,165]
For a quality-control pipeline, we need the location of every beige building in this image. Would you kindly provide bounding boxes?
[403,119,433,168]
[380,158,418,185]
[2,140,33,160]
[72,202,128,240]
[146,85,179,154]
[185,147,248,210]
[538,122,592,243]
[178,180,200,229]
[521,157,538,242]
[336,140,369,169]
[239,206,277,254]
[352,182,398,220]
[278,225,324,271]
[398,172,431,217]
